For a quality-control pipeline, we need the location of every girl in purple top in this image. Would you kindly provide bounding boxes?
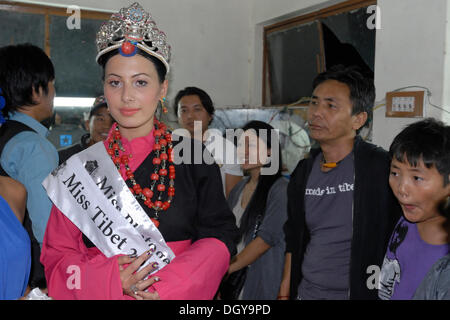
[379,118,450,300]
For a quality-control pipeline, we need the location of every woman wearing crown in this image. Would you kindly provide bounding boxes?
[40,3,238,300]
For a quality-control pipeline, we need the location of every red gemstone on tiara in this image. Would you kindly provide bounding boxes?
[121,41,135,55]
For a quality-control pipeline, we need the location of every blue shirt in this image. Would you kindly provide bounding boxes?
[0,112,58,244]
[0,195,31,299]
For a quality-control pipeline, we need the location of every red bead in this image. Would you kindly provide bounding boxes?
[168,186,175,193]
[153,129,163,137]
[133,184,141,192]
[153,144,161,151]
[168,190,175,197]
[114,131,121,139]
[157,184,166,192]
[169,173,175,179]
[152,157,161,165]
[113,157,121,165]
[121,155,129,164]
[169,165,175,172]
[129,187,135,194]
[121,41,135,55]
[162,201,170,210]
[107,149,115,156]
[154,201,163,208]
[142,188,153,199]
[160,153,168,161]
[150,173,159,181]
[151,218,160,228]
[159,139,167,146]
[159,169,167,176]
[165,133,172,141]
[113,143,120,150]
[144,199,152,207]
[126,170,134,179]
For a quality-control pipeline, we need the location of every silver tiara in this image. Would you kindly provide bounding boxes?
[95,2,171,73]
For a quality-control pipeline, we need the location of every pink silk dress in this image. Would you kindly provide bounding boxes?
[40,126,231,300]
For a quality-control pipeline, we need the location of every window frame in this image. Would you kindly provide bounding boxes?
[262,0,376,106]
[0,1,110,57]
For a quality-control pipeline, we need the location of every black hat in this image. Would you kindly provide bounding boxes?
[89,95,107,119]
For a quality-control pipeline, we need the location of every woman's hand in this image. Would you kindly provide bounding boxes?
[118,250,161,299]
[228,237,271,275]
[132,277,161,300]
[135,284,161,300]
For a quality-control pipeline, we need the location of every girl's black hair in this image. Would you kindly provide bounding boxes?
[98,47,167,84]
[238,120,283,240]
[0,43,55,118]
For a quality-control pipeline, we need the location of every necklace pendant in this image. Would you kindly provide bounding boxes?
[322,162,338,168]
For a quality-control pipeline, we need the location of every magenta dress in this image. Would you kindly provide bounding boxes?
[41,127,237,300]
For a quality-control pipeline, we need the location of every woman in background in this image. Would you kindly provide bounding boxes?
[222,120,288,300]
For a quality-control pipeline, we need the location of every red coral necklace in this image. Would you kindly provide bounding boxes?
[107,119,175,228]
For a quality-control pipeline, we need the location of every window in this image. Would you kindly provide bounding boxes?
[0,2,111,150]
[263,0,377,106]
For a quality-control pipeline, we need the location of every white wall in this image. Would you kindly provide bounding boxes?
[442,0,450,125]
[373,0,450,149]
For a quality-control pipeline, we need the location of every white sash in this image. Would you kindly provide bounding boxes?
[43,142,175,273]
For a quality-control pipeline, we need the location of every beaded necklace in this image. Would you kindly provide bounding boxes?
[107,119,175,228]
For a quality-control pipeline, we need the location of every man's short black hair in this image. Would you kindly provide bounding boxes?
[312,65,375,131]
[389,118,450,186]
[173,86,215,117]
[0,43,55,118]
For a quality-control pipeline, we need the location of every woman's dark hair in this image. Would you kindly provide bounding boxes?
[389,117,450,186]
[98,47,167,84]
[238,120,283,240]
[312,64,375,132]
[0,43,55,117]
[173,86,215,117]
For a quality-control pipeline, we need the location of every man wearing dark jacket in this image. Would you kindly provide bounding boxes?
[278,65,401,300]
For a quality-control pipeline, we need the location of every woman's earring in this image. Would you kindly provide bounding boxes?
[161,97,168,114]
